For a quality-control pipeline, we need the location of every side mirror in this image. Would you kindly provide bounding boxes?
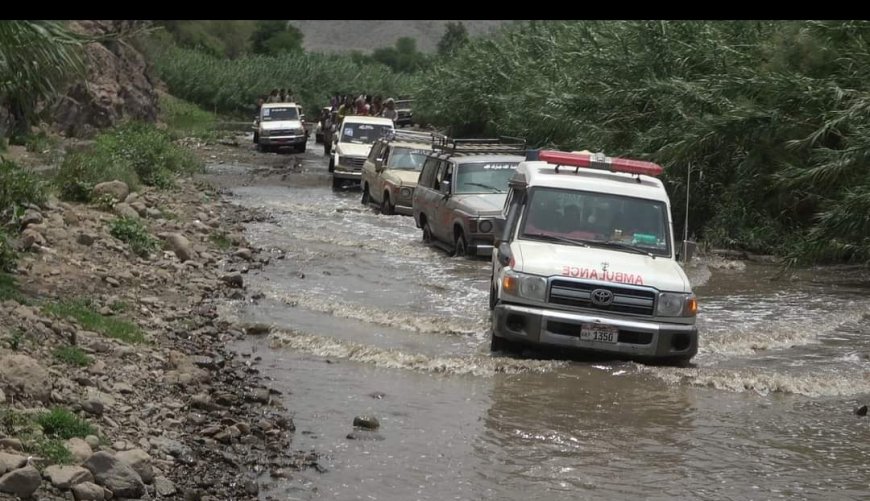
[375,158,385,171]
[497,242,513,267]
[491,219,505,239]
[439,180,451,196]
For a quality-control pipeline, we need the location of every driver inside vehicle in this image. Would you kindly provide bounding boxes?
[584,200,615,237]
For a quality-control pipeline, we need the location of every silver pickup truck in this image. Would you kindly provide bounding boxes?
[412,137,526,257]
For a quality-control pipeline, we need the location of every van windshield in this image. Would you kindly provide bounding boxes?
[519,187,671,256]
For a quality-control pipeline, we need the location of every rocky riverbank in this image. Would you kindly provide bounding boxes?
[0,170,319,499]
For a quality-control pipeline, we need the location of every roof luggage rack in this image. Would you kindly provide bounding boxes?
[383,129,446,143]
[432,135,527,156]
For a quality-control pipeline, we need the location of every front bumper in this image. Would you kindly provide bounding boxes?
[469,233,495,256]
[492,303,698,359]
[260,135,306,146]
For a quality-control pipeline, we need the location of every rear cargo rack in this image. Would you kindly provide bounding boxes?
[433,135,527,155]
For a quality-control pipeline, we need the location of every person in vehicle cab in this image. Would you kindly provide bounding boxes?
[585,199,615,237]
[371,95,383,117]
[267,88,281,103]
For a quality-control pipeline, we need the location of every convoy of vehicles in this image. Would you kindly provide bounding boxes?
[252,105,698,364]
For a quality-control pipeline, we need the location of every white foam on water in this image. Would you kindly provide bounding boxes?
[270,329,567,376]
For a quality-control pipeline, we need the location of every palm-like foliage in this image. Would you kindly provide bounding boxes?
[0,21,87,135]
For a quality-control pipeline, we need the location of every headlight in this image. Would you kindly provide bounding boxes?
[478,220,493,233]
[292,128,304,135]
[502,271,547,301]
[400,187,413,198]
[656,293,698,317]
[260,130,270,137]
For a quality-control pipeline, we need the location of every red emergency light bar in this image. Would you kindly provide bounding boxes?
[537,150,664,177]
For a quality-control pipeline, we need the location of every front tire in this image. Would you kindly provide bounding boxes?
[381,194,394,215]
[490,333,515,353]
[361,184,370,205]
[453,232,468,258]
[422,221,433,244]
[331,176,343,191]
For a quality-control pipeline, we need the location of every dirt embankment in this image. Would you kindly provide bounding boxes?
[0,143,320,499]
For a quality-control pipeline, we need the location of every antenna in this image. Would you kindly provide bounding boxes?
[683,162,691,264]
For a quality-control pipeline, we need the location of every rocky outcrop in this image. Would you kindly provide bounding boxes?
[52,21,158,138]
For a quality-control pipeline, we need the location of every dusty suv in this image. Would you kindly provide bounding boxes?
[395,99,414,128]
[360,130,439,215]
[412,137,526,257]
[252,102,307,153]
[329,115,395,190]
[489,149,699,364]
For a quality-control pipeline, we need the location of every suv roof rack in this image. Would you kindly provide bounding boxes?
[383,129,445,143]
[432,135,527,156]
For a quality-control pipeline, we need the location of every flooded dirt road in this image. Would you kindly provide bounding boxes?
[210,137,870,500]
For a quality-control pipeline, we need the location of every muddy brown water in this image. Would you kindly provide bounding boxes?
[214,137,870,500]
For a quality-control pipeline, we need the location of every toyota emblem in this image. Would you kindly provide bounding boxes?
[590,288,614,307]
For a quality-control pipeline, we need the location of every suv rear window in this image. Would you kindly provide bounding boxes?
[262,107,298,121]
[340,123,394,144]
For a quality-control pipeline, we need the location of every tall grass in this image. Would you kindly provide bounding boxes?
[413,20,870,264]
[148,44,414,117]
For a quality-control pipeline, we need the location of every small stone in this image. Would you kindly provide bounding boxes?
[146,208,162,219]
[129,202,148,217]
[105,277,120,287]
[369,391,386,400]
[0,465,41,498]
[154,475,176,497]
[21,209,44,228]
[0,452,26,475]
[346,430,385,441]
[83,451,145,498]
[81,398,105,416]
[85,436,101,449]
[44,464,94,489]
[20,228,47,248]
[115,448,154,484]
[220,273,244,288]
[113,382,134,394]
[0,439,23,452]
[71,481,105,500]
[214,425,241,444]
[234,248,252,261]
[166,233,193,262]
[77,233,96,246]
[92,181,129,202]
[113,203,140,219]
[353,415,380,430]
[244,323,271,336]
[66,437,94,463]
[856,405,868,416]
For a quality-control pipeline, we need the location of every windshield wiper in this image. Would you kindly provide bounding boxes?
[525,233,591,248]
[599,240,656,259]
[463,182,504,193]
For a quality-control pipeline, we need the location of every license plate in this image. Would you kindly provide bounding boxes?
[580,324,618,344]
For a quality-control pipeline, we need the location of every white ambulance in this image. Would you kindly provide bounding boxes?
[489,150,698,364]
